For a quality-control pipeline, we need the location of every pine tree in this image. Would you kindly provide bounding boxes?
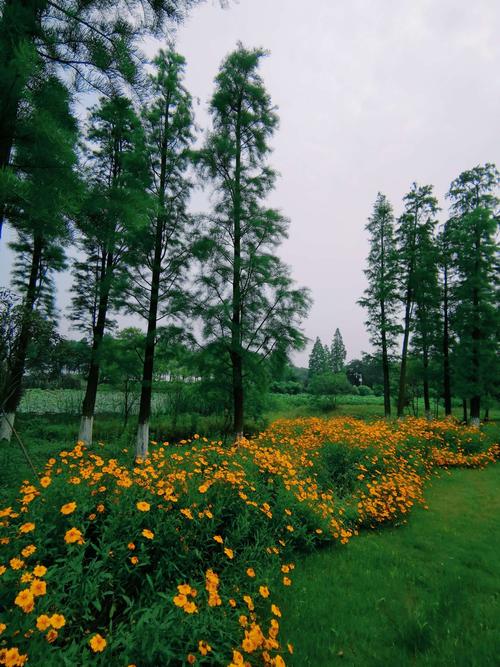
[396,183,439,417]
[358,193,400,416]
[125,49,195,459]
[195,44,310,437]
[437,223,453,415]
[308,337,329,379]
[0,73,78,440]
[411,222,440,418]
[72,95,150,444]
[446,163,499,425]
[330,328,347,373]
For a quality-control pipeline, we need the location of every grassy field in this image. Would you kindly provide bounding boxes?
[278,464,500,667]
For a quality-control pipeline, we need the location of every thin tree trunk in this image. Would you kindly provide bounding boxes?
[423,344,431,419]
[462,398,468,424]
[136,93,170,459]
[0,234,43,440]
[380,303,391,417]
[78,251,113,445]
[231,99,244,439]
[442,260,452,415]
[397,289,412,417]
[469,225,481,427]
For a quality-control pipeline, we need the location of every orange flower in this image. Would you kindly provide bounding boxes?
[198,640,211,655]
[46,628,58,643]
[246,567,255,577]
[36,615,51,631]
[30,578,47,597]
[19,522,35,533]
[136,501,150,512]
[282,576,292,586]
[64,527,84,544]
[141,529,154,540]
[89,633,107,653]
[0,623,6,634]
[213,535,223,544]
[259,585,270,598]
[33,565,47,577]
[224,547,234,559]
[60,502,77,515]
[271,604,282,617]
[49,614,66,629]
[187,655,196,664]
[21,545,36,558]
[127,542,135,550]
[14,589,34,613]
[0,647,28,666]
[130,556,139,565]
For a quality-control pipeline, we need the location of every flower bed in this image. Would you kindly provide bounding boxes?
[0,418,498,666]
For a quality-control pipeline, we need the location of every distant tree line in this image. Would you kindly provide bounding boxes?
[0,6,311,455]
[359,167,499,424]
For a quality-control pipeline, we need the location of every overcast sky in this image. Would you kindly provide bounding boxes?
[1,0,498,366]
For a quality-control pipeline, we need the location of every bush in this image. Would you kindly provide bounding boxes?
[358,385,373,397]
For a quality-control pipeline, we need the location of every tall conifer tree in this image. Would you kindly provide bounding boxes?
[358,193,400,416]
[196,44,310,437]
[330,328,347,373]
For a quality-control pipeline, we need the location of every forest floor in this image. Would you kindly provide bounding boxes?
[277,464,500,667]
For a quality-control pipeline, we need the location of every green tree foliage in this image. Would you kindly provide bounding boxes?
[308,337,330,379]
[72,95,150,444]
[446,164,499,424]
[330,328,347,373]
[0,73,78,440]
[124,49,195,458]
[395,183,439,417]
[358,193,400,416]
[195,44,310,436]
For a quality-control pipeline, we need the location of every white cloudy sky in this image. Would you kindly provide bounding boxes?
[1,0,499,366]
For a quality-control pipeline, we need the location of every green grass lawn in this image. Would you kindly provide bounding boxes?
[278,464,500,666]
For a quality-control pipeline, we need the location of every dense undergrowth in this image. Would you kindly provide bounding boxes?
[0,417,498,666]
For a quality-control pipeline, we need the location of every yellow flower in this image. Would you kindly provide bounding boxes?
[0,647,28,666]
[173,593,187,607]
[89,633,107,652]
[14,588,34,613]
[46,628,58,643]
[224,547,234,559]
[36,615,51,631]
[246,567,255,577]
[213,535,223,544]
[20,572,33,583]
[19,522,35,534]
[180,508,193,520]
[127,542,135,550]
[259,585,270,598]
[130,556,139,565]
[21,544,36,557]
[198,640,211,655]
[136,501,150,512]
[64,527,84,544]
[184,601,198,614]
[49,614,66,629]
[271,604,282,617]
[283,576,292,586]
[40,476,51,488]
[30,578,47,597]
[141,529,154,540]
[33,565,47,577]
[0,565,6,575]
[0,623,6,634]
[60,502,77,515]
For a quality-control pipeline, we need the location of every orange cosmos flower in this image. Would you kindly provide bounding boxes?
[14,589,34,613]
[19,522,35,534]
[33,565,47,577]
[49,614,66,629]
[213,535,223,544]
[224,547,234,559]
[40,476,51,488]
[259,585,270,598]
[46,629,58,643]
[246,567,255,577]
[64,527,84,544]
[60,502,77,515]
[30,578,47,597]
[10,558,25,570]
[141,529,154,540]
[136,501,150,512]
[89,633,107,652]
[36,615,51,631]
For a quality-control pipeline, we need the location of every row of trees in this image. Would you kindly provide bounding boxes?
[308,329,347,377]
[360,165,499,423]
[0,31,310,453]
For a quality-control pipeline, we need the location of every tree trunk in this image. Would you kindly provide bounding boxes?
[78,251,113,445]
[442,261,452,415]
[136,93,170,459]
[462,398,468,424]
[231,99,244,439]
[135,244,161,459]
[397,288,412,417]
[380,304,391,417]
[423,344,431,419]
[0,234,43,440]
[469,225,481,428]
